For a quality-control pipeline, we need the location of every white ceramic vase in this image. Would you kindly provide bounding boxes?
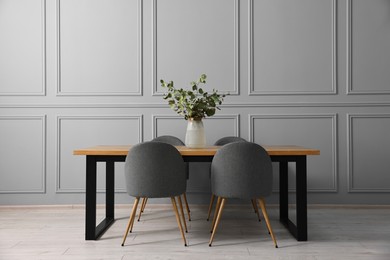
[185,118,206,148]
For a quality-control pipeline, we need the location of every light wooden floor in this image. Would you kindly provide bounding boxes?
[0,204,389,260]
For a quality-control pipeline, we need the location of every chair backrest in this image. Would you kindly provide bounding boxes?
[152,135,189,179]
[214,136,247,146]
[151,135,185,146]
[124,142,186,198]
[211,142,273,199]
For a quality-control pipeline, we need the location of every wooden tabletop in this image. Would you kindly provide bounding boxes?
[73,145,320,156]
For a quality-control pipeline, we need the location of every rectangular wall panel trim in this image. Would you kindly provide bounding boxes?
[56,115,143,193]
[249,113,338,192]
[347,113,390,192]
[248,0,337,95]
[0,115,46,193]
[0,0,46,96]
[151,0,240,96]
[56,0,143,96]
[346,0,390,95]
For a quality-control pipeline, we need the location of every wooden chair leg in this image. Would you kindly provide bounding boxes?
[131,197,146,232]
[207,194,215,221]
[258,198,278,248]
[121,197,140,246]
[210,196,222,233]
[209,198,226,247]
[251,199,261,222]
[251,198,257,213]
[182,193,191,221]
[177,195,188,232]
[141,197,148,212]
[171,197,187,246]
[137,197,147,222]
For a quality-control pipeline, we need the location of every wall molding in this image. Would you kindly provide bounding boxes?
[0,115,46,193]
[248,0,337,95]
[151,0,240,96]
[0,0,46,96]
[249,113,338,192]
[56,115,143,193]
[205,114,240,138]
[346,0,390,95]
[56,0,143,96]
[347,113,390,192]
[152,115,181,139]
[4,101,390,109]
[152,114,240,139]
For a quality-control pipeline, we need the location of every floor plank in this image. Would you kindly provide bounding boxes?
[0,204,389,260]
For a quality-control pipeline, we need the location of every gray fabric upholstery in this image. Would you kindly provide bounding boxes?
[211,142,273,199]
[151,135,185,146]
[151,135,189,180]
[124,142,186,198]
[209,136,247,178]
[214,136,247,146]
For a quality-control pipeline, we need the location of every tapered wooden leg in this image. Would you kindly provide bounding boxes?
[171,197,187,246]
[131,198,146,232]
[251,199,261,221]
[121,197,140,246]
[251,198,257,213]
[130,198,142,233]
[137,197,147,222]
[141,198,148,212]
[209,198,226,247]
[207,194,215,221]
[258,198,278,248]
[182,193,191,221]
[210,196,222,233]
[177,195,188,232]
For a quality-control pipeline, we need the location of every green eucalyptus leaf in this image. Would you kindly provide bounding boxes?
[200,74,207,83]
[206,108,215,117]
[160,74,226,119]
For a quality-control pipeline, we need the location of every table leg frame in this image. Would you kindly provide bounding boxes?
[272,155,307,241]
[85,155,125,240]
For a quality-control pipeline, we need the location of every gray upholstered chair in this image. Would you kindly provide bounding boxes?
[213,136,247,146]
[208,142,278,248]
[207,136,254,221]
[121,142,187,246]
[134,136,191,225]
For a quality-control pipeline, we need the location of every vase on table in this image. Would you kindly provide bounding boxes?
[185,118,206,148]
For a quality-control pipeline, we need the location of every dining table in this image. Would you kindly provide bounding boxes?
[74,144,320,241]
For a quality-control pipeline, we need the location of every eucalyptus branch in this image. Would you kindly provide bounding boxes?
[160,74,227,120]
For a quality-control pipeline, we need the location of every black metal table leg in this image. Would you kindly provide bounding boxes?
[296,156,307,241]
[272,155,308,241]
[106,160,115,219]
[279,161,288,222]
[85,156,97,240]
[85,156,121,240]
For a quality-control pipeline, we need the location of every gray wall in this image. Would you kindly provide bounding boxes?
[1,0,389,205]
